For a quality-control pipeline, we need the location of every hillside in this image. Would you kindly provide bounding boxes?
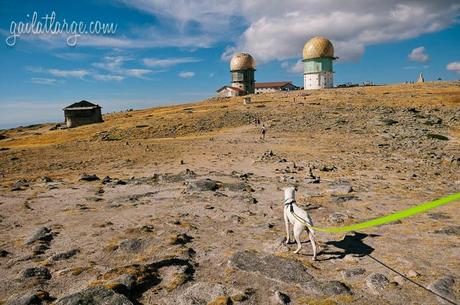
[0,82,459,305]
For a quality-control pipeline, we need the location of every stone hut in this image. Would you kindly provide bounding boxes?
[63,100,103,128]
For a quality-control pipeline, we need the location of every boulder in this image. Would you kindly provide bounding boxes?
[118,239,144,253]
[176,282,229,305]
[186,179,220,192]
[428,276,457,305]
[229,250,350,296]
[79,174,100,181]
[270,291,291,304]
[22,267,51,280]
[6,294,41,305]
[51,249,80,261]
[54,287,133,305]
[341,268,366,279]
[366,273,389,295]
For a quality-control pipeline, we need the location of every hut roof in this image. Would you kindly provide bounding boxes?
[64,100,101,110]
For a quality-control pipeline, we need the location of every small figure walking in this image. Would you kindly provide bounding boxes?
[261,124,266,140]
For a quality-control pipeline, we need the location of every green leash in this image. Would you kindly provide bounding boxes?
[287,192,460,233]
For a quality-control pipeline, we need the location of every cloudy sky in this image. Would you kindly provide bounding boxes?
[0,0,459,128]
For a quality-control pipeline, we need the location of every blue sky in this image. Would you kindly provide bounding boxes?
[1,0,459,129]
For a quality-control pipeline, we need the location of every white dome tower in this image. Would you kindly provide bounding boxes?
[302,36,336,90]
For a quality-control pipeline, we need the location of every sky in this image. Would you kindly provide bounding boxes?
[0,0,459,129]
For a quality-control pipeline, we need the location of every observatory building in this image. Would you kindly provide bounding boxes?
[230,52,256,95]
[302,36,336,90]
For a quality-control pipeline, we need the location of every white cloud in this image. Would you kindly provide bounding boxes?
[30,77,57,85]
[446,61,460,74]
[53,52,92,61]
[143,57,201,67]
[124,69,152,78]
[409,46,429,62]
[281,60,303,73]
[5,1,458,66]
[235,1,459,62]
[179,71,195,78]
[93,74,125,81]
[48,69,89,78]
[114,1,460,63]
[92,56,153,79]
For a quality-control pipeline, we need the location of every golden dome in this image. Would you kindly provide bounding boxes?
[230,52,256,71]
[302,36,334,60]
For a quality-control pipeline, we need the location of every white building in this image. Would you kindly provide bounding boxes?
[216,86,245,97]
[255,81,299,94]
[302,36,336,90]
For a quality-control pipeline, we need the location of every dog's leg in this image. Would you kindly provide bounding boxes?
[293,224,303,254]
[308,230,317,261]
[284,211,291,244]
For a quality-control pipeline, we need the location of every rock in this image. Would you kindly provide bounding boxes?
[0,249,10,257]
[22,267,51,280]
[79,174,100,181]
[245,195,258,204]
[393,275,405,285]
[305,167,320,184]
[54,286,133,305]
[427,134,449,141]
[306,281,351,296]
[11,179,29,191]
[331,195,358,203]
[366,273,389,295]
[171,233,193,245]
[106,274,137,293]
[428,212,451,220]
[51,249,79,261]
[5,293,41,305]
[119,239,144,252]
[176,282,230,305]
[328,213,348,224]
[328,184,353,195]
[270,291,291,304]
[341,267,366,279]
[41,176,53,183]
[229,250,350,296]
[33,244,50,255]
[102,176,112,184]
[433,226,460,236]
[85,196,103,202]
[424,116,442,125]
[187,179,220,192]
[428,276,457,305]
[320,165,337,172]
[139,225,154,232]
[305,177,320,184]
[26,227,53,245]
[207,296,232,305]
[230,215,242,224]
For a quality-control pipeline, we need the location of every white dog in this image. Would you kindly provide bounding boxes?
[283,187,317,260]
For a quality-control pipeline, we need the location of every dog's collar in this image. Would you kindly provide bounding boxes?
[284,198,296,205]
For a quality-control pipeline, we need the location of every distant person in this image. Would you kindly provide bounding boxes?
[261,124,266,140]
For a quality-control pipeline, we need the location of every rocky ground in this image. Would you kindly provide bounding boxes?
[0,82,459,305]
